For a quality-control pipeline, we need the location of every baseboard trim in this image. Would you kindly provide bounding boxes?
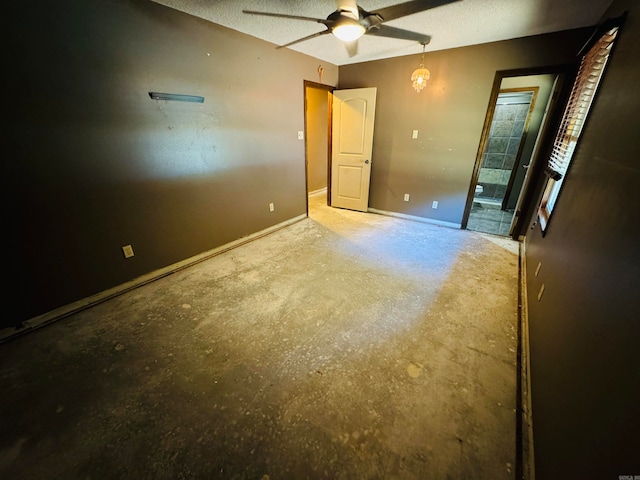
[308,187,327,197]
[1,214,308,344]
[517,237,536,480]
[368,208,461,229]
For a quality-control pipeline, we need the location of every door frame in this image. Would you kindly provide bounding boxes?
[303,80,335,212]
[499,87,539,212]
[461,65,576,239]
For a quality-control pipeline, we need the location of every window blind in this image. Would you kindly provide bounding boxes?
[544,27,619,180]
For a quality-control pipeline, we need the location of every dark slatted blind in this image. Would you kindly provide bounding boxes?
[544,27,619,180]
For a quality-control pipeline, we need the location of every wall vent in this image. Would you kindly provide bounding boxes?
[148,92,204,103]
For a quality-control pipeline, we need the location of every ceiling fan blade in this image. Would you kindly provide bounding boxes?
[344,40,359,57]
[367,24,431,44]
[276,29,332,49]
[372,0,461,22]
[242,10,330,26]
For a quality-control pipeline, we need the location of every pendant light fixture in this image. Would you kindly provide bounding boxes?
[411,42,430,93]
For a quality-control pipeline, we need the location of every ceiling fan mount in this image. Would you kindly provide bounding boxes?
[243,0,461,57]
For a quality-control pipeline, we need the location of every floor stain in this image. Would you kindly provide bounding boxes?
[407,362,423,378]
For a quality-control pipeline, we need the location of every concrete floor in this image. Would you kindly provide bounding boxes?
[0,192,520,479]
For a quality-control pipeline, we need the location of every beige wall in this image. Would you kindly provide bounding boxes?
[339,29,591,225]
[305,86,329,193]
[501,74,556,210]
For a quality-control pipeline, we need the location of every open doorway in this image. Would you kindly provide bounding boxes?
[467,87,538,236]
[303,81,333,214]
[462,69,568,238]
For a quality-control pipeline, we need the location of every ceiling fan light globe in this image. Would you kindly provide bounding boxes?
[332,21,366,41]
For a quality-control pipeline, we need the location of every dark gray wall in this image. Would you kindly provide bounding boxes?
[338,30,592,225]
[6,0,337,328]
[524,0,640,477]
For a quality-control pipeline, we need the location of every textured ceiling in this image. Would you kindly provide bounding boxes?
[151,0,614,65]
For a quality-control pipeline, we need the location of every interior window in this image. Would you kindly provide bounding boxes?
[538,24,620,233]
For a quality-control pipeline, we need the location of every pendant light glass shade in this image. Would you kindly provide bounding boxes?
[411,67,430,92]
[411,43,430,93]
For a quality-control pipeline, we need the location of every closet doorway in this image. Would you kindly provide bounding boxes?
[303,81,333,213]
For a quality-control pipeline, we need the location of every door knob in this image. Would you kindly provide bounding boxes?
[364,159,370,164]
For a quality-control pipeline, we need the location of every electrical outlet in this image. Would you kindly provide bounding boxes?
[412,130,419,139]
[432,201,439,209]
[404,193,410,202]
[122,244,134,259]
[269,203,275,212]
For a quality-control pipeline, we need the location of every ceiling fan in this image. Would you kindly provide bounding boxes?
[243,0,462,57]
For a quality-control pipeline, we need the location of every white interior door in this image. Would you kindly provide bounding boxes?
[331,87,377,212]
